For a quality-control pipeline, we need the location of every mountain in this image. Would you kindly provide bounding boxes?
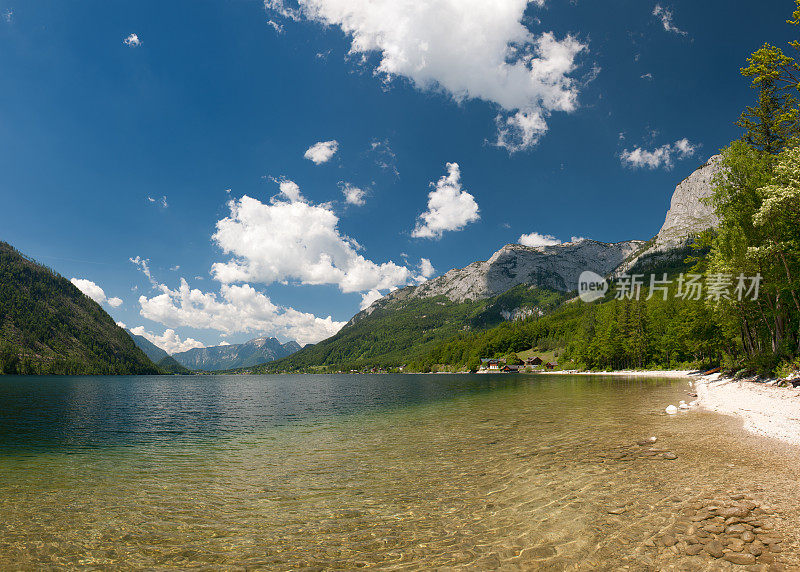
[126,329,169,362]
[384,239,643,304]
[252,283,566,373]
[0,241,160,375]
[155,355,191,374]
[254,156,722,373]
[275,239,641,370]
[616,155,722,274]
[172,336,301,371]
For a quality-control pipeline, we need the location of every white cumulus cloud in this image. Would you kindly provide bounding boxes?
[124,33,141,47]
[211,180,414,293]
[518,232,562,247]
[70,278,123,307]
[359,289,384,310]
[266,0,587,152]
[304,140,339,164]
[653,4,687,36]
[340,182,366,206]
[518,233,587,247]
[129,326,206,355]
[137,279,345,346]
[620,138,697,170]
[418,258,436,279]
[412,162,480,239]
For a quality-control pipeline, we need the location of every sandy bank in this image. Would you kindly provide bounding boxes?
[546,369,694,378]
[694,373,800,446]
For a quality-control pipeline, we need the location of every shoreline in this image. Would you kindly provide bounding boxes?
[694,372,800,446]
[544,369,694,378]
[543,368,800,447]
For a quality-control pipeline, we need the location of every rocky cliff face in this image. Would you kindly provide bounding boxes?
[615,155,722,274]
[654,155,721,249]
[361,156,720,313]
[384,240,643,304]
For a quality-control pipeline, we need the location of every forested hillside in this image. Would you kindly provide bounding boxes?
[0,241,160,375]
[250,285,565,373]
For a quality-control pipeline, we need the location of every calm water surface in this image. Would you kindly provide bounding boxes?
[1,373,799,570]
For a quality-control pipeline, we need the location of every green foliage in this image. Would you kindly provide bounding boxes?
[406,257,725,373]
[737,44,800,153]
[0,241,160,375]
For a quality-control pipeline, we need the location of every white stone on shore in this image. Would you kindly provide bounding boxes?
[666,405,678,415]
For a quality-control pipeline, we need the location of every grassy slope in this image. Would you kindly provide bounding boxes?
[250,245,705,375]
[249,284,565,373]
[0,241,160,375]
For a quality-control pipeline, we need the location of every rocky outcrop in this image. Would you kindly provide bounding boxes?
[655,155,721,249]
[615,155,722,274]
[360,156,721,315]
[384,240,643,304]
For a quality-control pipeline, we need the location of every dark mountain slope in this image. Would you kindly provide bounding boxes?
[0,241,159,375]
[126,329,169,363]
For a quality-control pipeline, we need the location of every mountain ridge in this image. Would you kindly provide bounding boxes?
[171,336,301,371]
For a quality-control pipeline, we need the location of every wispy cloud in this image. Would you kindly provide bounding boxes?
[620,138,697,170]
[147,195,168,208]
[653,5,687,36]
[129,256,158,287]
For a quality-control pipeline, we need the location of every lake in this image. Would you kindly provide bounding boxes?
[0,373,798,569]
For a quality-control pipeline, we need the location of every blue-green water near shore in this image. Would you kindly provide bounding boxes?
[1,373,799,569]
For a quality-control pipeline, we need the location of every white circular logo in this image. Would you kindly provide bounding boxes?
[578,270,608,302]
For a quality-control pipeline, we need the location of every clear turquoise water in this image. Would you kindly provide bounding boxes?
[1,373,798,569]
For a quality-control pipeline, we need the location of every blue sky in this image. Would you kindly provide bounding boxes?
[0,1,796,352]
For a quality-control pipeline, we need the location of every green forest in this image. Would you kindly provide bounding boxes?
[0,241,160,375]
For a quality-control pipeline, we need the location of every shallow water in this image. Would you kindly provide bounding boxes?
[0,373,798,569]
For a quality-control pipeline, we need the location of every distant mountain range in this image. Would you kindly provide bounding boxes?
[0,241,160,375]
[168,337,301,371]
[125,330,301,372]
[125,330,190,374]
